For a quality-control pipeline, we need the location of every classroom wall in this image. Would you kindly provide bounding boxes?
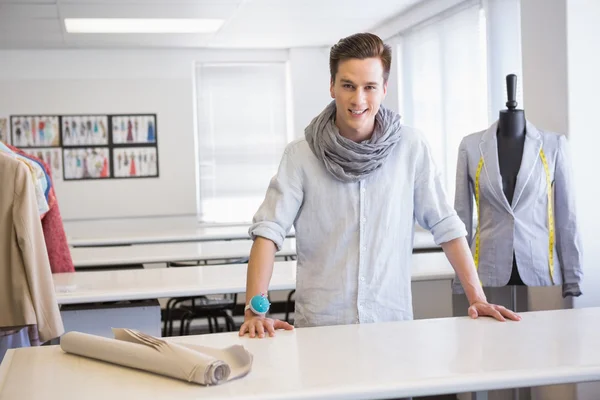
[565,4,600,399]
[0,49,289,220]
[288,47,332,139]
[520,0,600,398]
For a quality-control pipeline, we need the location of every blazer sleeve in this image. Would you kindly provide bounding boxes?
[554,134,583,286]
[13,162,64,343]
[248,143,304,251]
[454,138,474,243]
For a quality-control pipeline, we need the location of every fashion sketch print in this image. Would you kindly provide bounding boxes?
[111,115,157,144]
[11,116,60,148]
[62,115,109,146]
[63,147,110,180]
[113,147,158,178]
[0,118,8,144]
[22,148,63,182]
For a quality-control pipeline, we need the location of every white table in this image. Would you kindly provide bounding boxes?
[71,239,297,268]
[1,308,599,399]
[65,216,439,251]
[56,253,455,305]
[54,253,456,339]
[65,216,295,247]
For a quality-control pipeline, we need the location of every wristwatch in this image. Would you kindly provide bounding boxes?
[245,293,271,316]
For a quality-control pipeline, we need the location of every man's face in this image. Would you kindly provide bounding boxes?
[330,57,388,137]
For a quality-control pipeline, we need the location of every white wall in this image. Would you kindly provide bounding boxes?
[288,47,332,138]
[520,0,600,398]
[484,0,523,120]
[568,6,600,398]
[520,0,569,134]
[567,0,600,310]
[0,49,287,220]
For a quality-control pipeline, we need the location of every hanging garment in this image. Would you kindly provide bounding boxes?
[0,153,64,345]
[7,145,74,274]
[453,120,583,292]
[1,143,50,216]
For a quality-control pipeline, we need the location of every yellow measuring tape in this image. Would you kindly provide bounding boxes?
[474,150,554,284]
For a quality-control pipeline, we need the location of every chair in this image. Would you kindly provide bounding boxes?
[162,258,246,336]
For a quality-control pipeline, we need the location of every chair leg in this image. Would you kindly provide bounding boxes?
[169,298,188,337]
[180,310,192,336]
[207,316,214,333]
[163,298,179,337]
[213,316,220,333]
[224,312,236,332]
[285,290,296,323]
[185,315,193,336]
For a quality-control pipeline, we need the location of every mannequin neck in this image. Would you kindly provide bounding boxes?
[497,109,526,139]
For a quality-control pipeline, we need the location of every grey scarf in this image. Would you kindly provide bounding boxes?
[305,101,402,182]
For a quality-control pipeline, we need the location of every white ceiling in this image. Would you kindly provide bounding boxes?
[0,0,421,49]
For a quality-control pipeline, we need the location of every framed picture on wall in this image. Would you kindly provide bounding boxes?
[112,146,158,178]
[63,147,111,181]
[0,118,8,144]
[62,115,109,147]
[11,115,60,148]
[111,114,157,145]
[21,147,63,182]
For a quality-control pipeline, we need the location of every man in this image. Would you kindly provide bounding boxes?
[240,32,519,339]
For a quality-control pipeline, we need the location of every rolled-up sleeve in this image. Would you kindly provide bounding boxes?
[249,143,304,251]
[413,135,467,245]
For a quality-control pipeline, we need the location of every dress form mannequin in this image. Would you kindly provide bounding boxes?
[497,74,582,297]
[497,74,526,286]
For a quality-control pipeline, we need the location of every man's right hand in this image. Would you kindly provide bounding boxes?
[238,313,294,338]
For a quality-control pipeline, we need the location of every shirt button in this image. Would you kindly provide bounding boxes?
[361,188,366,193]
[360,276,365,282]
[361,217,366,223]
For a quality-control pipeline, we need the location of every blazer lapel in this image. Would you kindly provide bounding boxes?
[478,121,513,215]
[511,120,543,209]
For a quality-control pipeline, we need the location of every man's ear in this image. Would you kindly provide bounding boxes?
[330,78,335,99]
[383,80,388,97]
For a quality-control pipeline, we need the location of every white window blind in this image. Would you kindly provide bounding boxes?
[195,63,290,223]
[399,1,488,200]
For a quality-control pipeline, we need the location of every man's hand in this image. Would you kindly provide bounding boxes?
[468,301,521,322]
[239,315,294,338]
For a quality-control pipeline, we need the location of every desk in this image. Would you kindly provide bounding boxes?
[1,308,599,399]
[71,239,297,268]
[65,216,439,251]
[57,253,455,305]
[65,216,295,247]
[55,253,456,338]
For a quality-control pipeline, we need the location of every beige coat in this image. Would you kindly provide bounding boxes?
[0,153,64,342]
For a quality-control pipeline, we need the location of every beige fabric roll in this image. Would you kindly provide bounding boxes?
[60,328,252,385]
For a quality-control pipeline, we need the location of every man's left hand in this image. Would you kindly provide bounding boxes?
[468,301,521,322]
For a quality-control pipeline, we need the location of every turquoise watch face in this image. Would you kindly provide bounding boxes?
[250,294,270,314]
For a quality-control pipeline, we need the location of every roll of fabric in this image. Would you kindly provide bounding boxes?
[60,328,252,385]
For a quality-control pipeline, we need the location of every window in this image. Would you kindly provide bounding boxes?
[195,63,290,223]
[398,1,489,199]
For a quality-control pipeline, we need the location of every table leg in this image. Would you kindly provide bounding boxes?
[471,392,488,400]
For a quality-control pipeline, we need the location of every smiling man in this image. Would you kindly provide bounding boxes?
[240,32,520,339]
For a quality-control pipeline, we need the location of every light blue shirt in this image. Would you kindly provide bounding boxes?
[249,126,466,328]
